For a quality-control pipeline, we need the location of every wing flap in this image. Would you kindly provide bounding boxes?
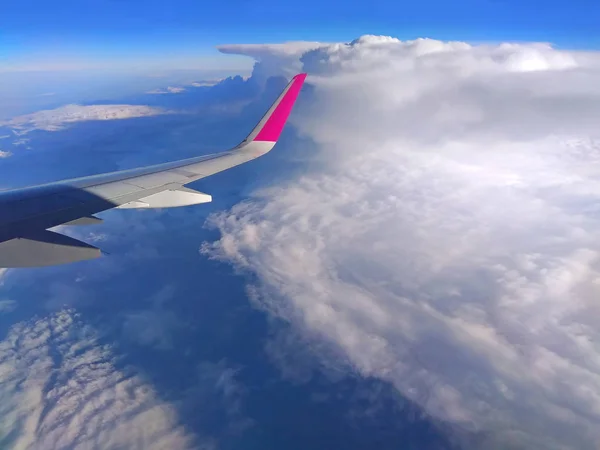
[64,215,103,226]
[117,187,212,208]
[0,230,101,267]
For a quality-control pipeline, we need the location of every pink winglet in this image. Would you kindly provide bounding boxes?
[254,73,307,142]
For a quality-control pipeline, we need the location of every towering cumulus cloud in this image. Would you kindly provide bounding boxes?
[207,36,600,448]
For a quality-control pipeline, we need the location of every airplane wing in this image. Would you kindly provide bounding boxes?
[0,73,307,267]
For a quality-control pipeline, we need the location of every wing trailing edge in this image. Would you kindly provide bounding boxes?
[64,215,103,226]
[117,186,212,208]
[0,230,101,267]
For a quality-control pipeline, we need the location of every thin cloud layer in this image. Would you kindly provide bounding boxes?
[147,86,186,94]
[0,309,194,450]
[205,36,600,449]
[1,104,170,134]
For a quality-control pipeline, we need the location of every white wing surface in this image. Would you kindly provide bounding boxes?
[0,73,307,267]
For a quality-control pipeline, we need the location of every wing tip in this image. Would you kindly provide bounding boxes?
[251,73,307,143]
[293,72,308,81]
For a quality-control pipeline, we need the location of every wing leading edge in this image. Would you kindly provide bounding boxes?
[0,73,307,267]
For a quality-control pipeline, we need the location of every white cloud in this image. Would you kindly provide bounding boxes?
[218,41,325,60]
[146,86,186,94]
[0,309,194,450]
[0,104,171,134]
[204,36,600,449]
[190,80,222,87]
[218,41,327,83]
[0,150,12,158]
[0,299,16,313]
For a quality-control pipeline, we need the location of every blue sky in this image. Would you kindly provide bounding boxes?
[2,0,600,72]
